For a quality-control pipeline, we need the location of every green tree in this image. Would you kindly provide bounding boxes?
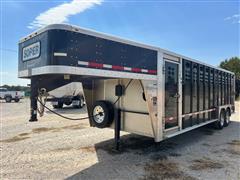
[219,56,240,79]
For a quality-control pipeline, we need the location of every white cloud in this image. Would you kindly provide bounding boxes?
[28,0,103,29]
[224,14,240,24]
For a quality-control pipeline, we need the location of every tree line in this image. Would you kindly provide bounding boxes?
[0,85,30,95]
[219,56,240,99]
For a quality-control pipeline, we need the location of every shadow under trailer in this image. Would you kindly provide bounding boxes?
[18,24,235,150]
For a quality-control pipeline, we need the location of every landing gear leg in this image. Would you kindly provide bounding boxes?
[29,77,38,122]
[114,108,121,151]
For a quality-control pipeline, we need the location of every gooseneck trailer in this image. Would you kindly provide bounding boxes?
[18,24,235,148]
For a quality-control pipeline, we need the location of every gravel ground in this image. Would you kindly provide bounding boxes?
[0,99,240,180]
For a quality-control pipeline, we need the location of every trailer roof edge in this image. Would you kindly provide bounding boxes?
[19,24,234,75]
[19,24,159,50]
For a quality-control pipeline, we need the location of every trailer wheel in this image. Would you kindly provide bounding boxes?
[224,109,230,127]
[5,96,12,103]
[52,102,63,109]
[64,101,72,106]
[91,101,114,128]
[14,98,20,103]
[215,110,225,130]
[73,96,84,109]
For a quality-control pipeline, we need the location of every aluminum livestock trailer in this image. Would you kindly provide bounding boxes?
[18,24,235,149]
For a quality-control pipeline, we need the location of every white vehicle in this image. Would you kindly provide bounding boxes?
[48,82,85,109]
[0,88,24,102]
[18,24,235,150]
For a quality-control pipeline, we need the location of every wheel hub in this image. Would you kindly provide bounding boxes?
[93,105,105,123]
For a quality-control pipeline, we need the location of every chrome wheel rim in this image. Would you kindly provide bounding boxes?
[93,106,105,123]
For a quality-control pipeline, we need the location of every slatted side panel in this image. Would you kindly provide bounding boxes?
[182,59,233,129]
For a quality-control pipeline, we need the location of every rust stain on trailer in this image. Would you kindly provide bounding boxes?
[189,157,224,170]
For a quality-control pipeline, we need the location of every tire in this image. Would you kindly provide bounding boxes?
[5,96,12,103]
[224,109,230,127]
[215,110,225,130]
[64,101,72,106]
[52,102,63,109]
[14,98,20,102]
[91,100,114,128]
[73,96,84,109]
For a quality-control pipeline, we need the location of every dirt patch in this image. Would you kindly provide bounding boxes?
[18,132,30,136]
[224,140,240,155]
[2,125,88,143]
[202,143,210,147]
[143,159,195,180]
[227,140,240,146]
[80,146,96,153]
[228,149,240,155]
[31,125,87,134]
[150,154,168,161]
[51,129,63,133]
[52,146,96,153]
[0,136,30,143]
[223,148,240,156]
[200,128,215,135]
[53,147,73,152]
[62,124,87,130]
[169,152,182,157]
[32,127,57,133]
[190,157,224,170]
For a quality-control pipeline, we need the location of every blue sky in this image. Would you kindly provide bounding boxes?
[0,0,239,85]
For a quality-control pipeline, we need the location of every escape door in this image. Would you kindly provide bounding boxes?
[164,60,180,129]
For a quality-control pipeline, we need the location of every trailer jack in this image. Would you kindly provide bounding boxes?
[114,108,121,151]
[29,78,38,122]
